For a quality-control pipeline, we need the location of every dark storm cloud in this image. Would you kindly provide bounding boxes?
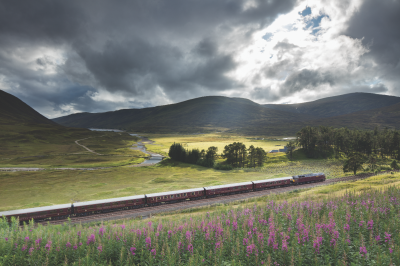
[0,0,297,117]
[280,69,336,96]
[344,0,400,79]
[251,86,280,101]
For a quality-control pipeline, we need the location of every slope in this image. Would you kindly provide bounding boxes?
[53,96,315,133]
[263,92,400,118]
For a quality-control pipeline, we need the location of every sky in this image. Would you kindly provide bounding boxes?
[0,0,399,118]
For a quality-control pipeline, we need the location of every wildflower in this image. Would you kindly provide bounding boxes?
[29,247,34,255]
[66,242,72,248]
[247,244,256,256]
[215,242,221,250]
[77,231,81,237]
[187,243,193,254]
[375,235,381,242]
[346,239,351,244]
[359,221,364,227]
[5,237,8,241]
[273,242,278,250]
[186,231,192,242]
[22,245,27,251]
[150,249,156,257]
[130,247,136,255]
[367,220,374,230]
[45,241,52,252]
[243,238,249,246]
[344,224,350,231]
[313,237,323,253]
[97,245,102,253]
[35,238,42,245]
[157,223,162,231]
[120,224,126,230]
[145,237,151,248]
[178,241,183,250]
[73,245,78,250]
[226,219,230,226]
[359,246,367,257]
[99,227,105,236]
[25,236,29,241]
[147,221,152,227]
[87,234,95,245]
[168,230,172,238]
[385,232,392,243]
[79,242,82,246]
[390,248,393,254]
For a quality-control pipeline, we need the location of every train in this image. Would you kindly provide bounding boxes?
[0,173,325,223]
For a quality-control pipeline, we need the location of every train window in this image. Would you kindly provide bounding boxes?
[184,193,187,196]
[157,197,160,200]
[171,195,174,198]
[191,192,194,196]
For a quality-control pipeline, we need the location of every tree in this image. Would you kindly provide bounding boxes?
[343,152,365,175]
[205,146,218,161]
[286,140,295,160]
[366,154,378,172]
[391,160,399,170]
[248,145,256,168]
[255,147,267,167]
[168,143,186,161]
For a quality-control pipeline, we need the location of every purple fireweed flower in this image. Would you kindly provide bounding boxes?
[157,223,162,231]
[87,234,95,245]
[390,248,393,254]
[375,235,381,242]
[367,220,374,230]
[344,224,350,231]
[150,249,156,257]
[73,245,77,250]
[29,247,34,255]
[246,244,256,256]
[313,237,323,253]
[137,230,142,238]
[226,219,230,226]
[45,241,52,252]
[232,221,238,230]
[205,232,210,240]
[130,247,136,255]
[359,246,367,257]
[99,227,105,236]
[243,238,249,246]
[147,221,152,227]
[22,245,27,251]
[359,221,364,227]
[385,232,392,243]
[97,245,102,253]
[25,236,29,241]
[346,239,351,245]
[79,242,82,246]
[35,238,42,245]
[66,242,72,248]
[186,231,192,242]
[215,242,221,250]
[187,243,193,254]
[168,230,172,238]
[273,242,278,250]
[145,237,151,248]
[77,231,81,237]
[120,224,126,230]
[4,237,8,241]
[178,241,183,250]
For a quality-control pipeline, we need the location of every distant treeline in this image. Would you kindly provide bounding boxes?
[168,142,267,169]
[295,126,400,159]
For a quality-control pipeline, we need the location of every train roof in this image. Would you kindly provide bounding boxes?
[74,195,145,207]
[0,204,71,217]
[293,172,324,178]
[204,181,253,190]
[252,176,292,184]
[146,188,204,198]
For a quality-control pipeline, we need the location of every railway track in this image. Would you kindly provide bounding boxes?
[35,171,394,227]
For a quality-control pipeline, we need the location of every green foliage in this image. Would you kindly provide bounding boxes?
[213,163,233,171]
[391,160,399,170]
[343,152,365,175]
[168,143,186,161]
[196,158,214,168]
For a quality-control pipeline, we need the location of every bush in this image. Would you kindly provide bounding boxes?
[213,163,233,170]
[196,158,214,168]
[391,160,399,170]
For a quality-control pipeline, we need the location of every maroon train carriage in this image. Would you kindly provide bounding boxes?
[146,188,205,206]
[252,177,292,190]
[73,195,146,216]
[291,172,326,185]
[204,181,253,197]
[0,204,71,223]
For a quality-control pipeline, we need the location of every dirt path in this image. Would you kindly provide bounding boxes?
[75,136,104,155]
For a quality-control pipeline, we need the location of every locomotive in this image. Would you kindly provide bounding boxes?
[0,173,325,223]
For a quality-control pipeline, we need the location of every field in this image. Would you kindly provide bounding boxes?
[141,133,289,156]
[2,173,400,265]
[0,133,370,211]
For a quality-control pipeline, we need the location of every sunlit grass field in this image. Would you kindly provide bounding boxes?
[141,133,290,156]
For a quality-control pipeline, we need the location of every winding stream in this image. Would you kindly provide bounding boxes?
[129,134,164,164]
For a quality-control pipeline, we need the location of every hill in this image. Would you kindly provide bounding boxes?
[0,90,57,125]
[52,96,315,133]
[263,92,400,118]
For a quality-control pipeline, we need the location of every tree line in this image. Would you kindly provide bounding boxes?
[168,142,267,169]
[294,126,400,175]
[295,126,400,159]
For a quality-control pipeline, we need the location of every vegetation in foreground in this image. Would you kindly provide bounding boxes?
[1,174,400,265]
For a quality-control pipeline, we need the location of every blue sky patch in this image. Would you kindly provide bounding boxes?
[300,6,311,16]
[262,32,273,41]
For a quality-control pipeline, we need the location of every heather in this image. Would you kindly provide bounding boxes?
[1,187,400,265]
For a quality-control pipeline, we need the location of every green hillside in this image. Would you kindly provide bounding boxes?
[52,96,315,133]
[263,92,400,118]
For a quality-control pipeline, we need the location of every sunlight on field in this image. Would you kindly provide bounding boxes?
[142,133,288,155]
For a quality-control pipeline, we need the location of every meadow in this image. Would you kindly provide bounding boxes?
[1,173,400,265]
